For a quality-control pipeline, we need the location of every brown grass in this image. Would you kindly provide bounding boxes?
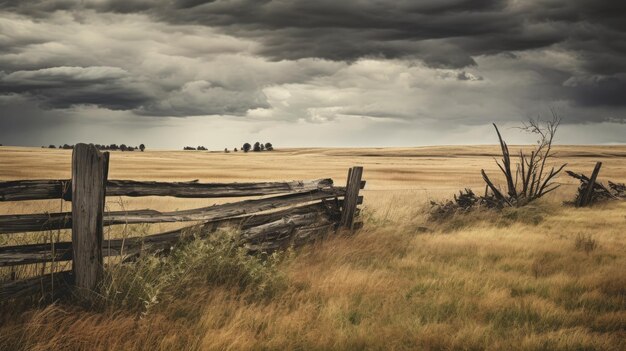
[1,145,625,350]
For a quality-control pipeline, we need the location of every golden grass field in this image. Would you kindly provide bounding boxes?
[0,145,625,350]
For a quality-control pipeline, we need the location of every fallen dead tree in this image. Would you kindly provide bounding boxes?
[481,113,566,207]
[431,113,567,219]
[609,181,626,197]
[566,162,625,206]
[429,188,502,220]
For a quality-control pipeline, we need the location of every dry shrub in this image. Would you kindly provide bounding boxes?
[531,253,557,278]
[429,189,501,221]
[574,233,598,254]
[429,200,549,232]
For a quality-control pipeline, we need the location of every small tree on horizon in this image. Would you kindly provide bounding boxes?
[264,142,273,151]
[253,142,261,152]
[139,144,145,152]
[242,143,251,152]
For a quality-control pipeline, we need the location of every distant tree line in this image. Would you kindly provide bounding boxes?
[45,144,146,152]
[241,142,273,153]
[183,146,207,150]
[183,142,274,153]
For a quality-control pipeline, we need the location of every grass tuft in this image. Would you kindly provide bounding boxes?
[87,228,289,314]
[574,233,598,254]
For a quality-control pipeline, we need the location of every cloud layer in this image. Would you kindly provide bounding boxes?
[0,0,625,147]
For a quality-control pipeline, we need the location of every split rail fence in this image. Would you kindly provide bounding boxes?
[0,144,365,298]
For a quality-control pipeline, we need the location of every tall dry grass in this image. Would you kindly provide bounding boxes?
[0,146,625,350]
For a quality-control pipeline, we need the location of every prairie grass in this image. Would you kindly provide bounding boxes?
[88,228,288,314]
[0,146,625,350]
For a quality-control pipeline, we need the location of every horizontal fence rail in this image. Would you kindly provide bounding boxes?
[0,178,334,201]
[0,201,345,267]
[0,143,366,300]
[0,188,363,234]
[1,271,72,300]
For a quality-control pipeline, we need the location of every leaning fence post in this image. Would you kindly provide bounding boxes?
[71,144,109,292]
[578,162,602,207]
[340,166,363,229]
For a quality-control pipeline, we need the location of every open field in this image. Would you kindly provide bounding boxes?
[1,145,625,350]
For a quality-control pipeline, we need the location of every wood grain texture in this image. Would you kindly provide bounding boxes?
[0,270,72,300]
[105,178,333,198]
[0,201,341,266]
[71,144,108,292]
[0,180,71,201]
[0,188,345,234]
[578,162,602,207]
[0,178,333,201]
[0,210,336,298]
[340,166,363,229]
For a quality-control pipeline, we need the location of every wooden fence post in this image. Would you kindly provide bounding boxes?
[71,144,109,292]
[578,162,602,207]
[340,166,363,229]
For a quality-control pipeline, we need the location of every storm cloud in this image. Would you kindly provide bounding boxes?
[0,0,625,147]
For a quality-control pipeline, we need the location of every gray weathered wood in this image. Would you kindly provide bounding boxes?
[0,216,337,298]
[0,180,71,201]
[244,223,336,253]
[0,178,333,201]
[608,181,626,198]
[101,187,343,227]
[71,144,108,292]
[0,165,365,298]
[106,178,333,198]
[0,270,72,300]
[566,170,615,197]
[340,166,363,229]
[242,212,330,243]
[481,169,511,206]
[0,188,345,234]
[0,242,73,266]
[578,162,602,207]
[0,201,341,266]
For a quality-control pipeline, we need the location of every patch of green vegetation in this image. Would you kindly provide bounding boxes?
[498,205,546,226]
[430,202,555,233]
[90,229,288,314]
[509,282,550,299]
[486,300,564,333]
[412,298,477,324]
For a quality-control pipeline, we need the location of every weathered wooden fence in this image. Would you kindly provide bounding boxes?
[566,161,625,206]
[0,144,365,298]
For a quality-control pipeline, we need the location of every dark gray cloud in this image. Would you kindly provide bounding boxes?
[136,80,270,116]
[113,0,555,67]
[0,0,625,146]
[0,66,153,110]
[2,1,623,70]
[87,0,625,74]
[564,74,626,107]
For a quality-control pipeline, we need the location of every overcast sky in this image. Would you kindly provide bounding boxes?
[1,0,625,149]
